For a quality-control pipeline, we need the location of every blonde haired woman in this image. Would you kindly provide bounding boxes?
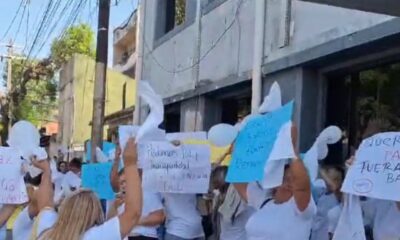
[31,138,142,240]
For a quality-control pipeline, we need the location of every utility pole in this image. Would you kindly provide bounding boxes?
[0,39,22,131]
[91,0,110,163]
[133,0,146,125]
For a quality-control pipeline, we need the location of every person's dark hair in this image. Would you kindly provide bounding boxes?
[118,168,125,176]
[69,158,82,170]
[24,173,42,186]
[211,166,229,192]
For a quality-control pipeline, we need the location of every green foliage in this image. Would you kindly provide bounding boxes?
[50,23,95,68]
[0,23,95,141]
[175,0,186,26]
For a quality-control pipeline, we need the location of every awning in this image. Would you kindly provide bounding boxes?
[300,0,400,16]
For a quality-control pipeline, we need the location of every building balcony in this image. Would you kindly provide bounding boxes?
[113,10,137,77]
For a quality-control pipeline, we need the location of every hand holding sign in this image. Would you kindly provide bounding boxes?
[123,138,138,167]
[0,147,28,204]
[342,132,400,201]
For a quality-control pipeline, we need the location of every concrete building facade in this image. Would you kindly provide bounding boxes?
[132,0,400,161]
[58,55,135,159]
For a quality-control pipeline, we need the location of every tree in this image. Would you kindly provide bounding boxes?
[50,23,95,69]
[0,24,95,142]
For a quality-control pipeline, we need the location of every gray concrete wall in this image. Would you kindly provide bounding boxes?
[142,0,392,98]
[267,0,393,62]
[139,0,394,134]
[262,67,324,152]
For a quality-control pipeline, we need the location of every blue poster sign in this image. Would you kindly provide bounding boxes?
[226,101,294,182]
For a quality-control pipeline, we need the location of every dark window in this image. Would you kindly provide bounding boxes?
[326,62,400,164]
[122,83,127,109]
[163,103,181,133]
[156,0,187,39]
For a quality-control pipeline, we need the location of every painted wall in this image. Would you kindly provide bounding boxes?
[58,55,136,148]
[142,0,392,98]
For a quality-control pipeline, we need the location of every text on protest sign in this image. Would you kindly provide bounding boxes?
[139,142,211,193]
[342,132,400,201]
[226,101,294,183]
[82,163,115,200]
[0,147,28,204]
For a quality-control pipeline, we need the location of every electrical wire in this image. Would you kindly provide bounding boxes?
[25,0,30,48]
[144,0,245,74]
[0,0,24,42]
[14,0,28,43]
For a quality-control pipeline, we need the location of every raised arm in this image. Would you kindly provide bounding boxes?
[118,138,142,238]
[290,125,311,211]
[31,158,54,211]
[110,146,122,193]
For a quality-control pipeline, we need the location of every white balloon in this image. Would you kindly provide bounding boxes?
[318,126,342,144]
[7,120,40,158]
[317,141,329,160]
[8,120,40,147]
[208,123,238,147]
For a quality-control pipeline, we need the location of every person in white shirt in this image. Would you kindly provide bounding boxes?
[30,138,143,240]
[310,166,344,240]
[108,167,165,240]
[163,193,205,240]
[234,125,316,240]
[362,199,400,240]
[211,165,254,240]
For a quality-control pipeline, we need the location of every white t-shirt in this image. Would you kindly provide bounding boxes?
[13,207,34,240]
[36,209,121,240]
[115,191,163,239]
[327,204,342,234]
[163,193,204,239]
[220,205,254,240]
[310,193,339,240]
[372,200,400,240]
[245,184,316,240]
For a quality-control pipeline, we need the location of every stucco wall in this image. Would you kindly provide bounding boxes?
[58,55,136,147]
[142,0,393,100]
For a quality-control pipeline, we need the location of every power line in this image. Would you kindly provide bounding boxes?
[25,0,30,48]
[14,0,28,42]
[0,0,24,42]
[144,0,244,74]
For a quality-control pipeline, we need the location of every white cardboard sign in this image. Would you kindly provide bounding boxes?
[139,142,211,193]
[0,147,28,204]
[342,132,400,201]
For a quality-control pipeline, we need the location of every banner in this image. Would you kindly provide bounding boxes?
[82,163,115,200]
[226,101,294,183]
[0,147,28,204]
[139,142,211,193]
[342,132,400,201]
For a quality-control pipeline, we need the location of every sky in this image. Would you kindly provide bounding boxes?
[0,0,137,88]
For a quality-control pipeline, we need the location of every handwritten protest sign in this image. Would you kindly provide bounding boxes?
[82,163,115,200]
[342,132,400,201]
[226,101,294,183]
[139,142,211,193]
[0,147,28,204]
[183,139,231,165]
